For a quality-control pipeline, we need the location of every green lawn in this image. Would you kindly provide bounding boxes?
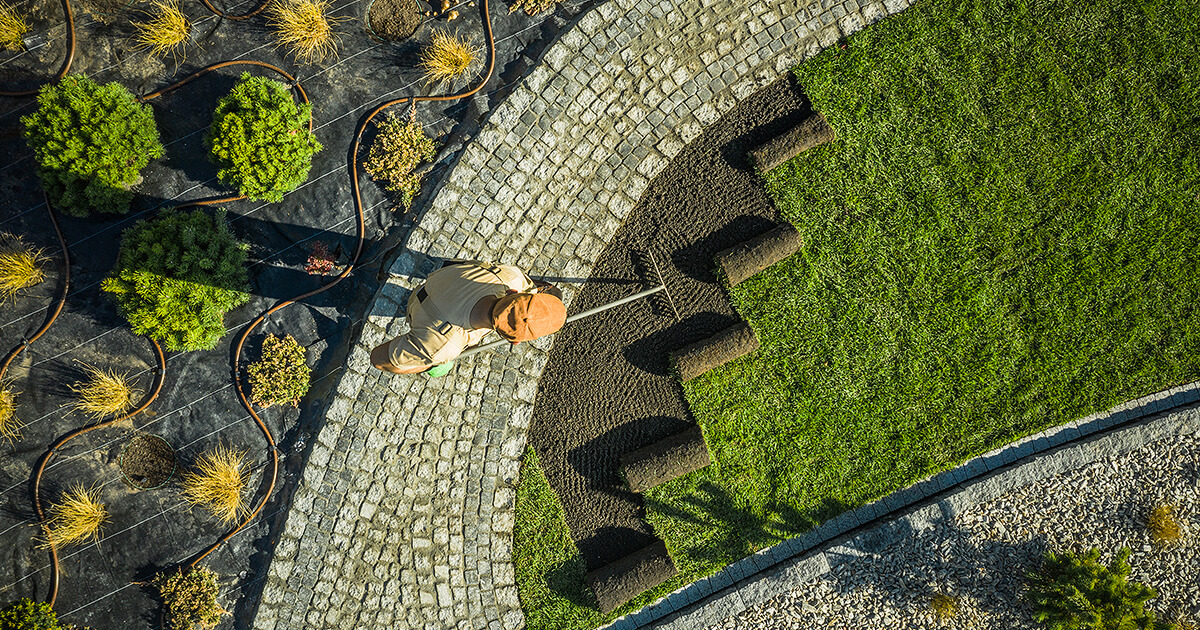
[515,0,1200,624]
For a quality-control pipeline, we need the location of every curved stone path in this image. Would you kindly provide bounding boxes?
[250,0,913,627]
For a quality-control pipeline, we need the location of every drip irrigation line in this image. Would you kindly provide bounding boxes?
[31,336,166,607]
[0,0,74,97]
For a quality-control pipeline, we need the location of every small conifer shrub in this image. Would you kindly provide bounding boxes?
[21,75,163,217]
[102,209,250,352]
[207,73,322,202]
[507,0,557,15]
[151,567,225,630]
[1147,504,1183,544]
[363,111,437,209]
[1026,546,1171,630]
[0,597,64,630]
[0,1,29,52]
[247,334,311,407]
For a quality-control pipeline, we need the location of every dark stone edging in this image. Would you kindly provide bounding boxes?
[600,381,1200,629]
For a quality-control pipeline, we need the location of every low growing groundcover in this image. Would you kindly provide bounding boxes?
[514,0,1200,624]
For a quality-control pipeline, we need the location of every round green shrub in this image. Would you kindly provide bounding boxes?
[0,598,62,630]
[102,208,250,352]
[21,75,164,217]
[206,73,322,202]
[247,333,311,407]
[1026,546,1172,630]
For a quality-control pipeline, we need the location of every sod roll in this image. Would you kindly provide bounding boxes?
[715,222,802,286]
[750,112,835,171]
[620,425,711,493]
[585,540,678,614]
[672,321,760,383]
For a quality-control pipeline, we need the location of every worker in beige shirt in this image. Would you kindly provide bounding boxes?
[370,260,567,376]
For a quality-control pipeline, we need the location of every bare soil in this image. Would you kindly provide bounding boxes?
[529,77,814,570]
[368,0,423,42]
[120,433,176,489]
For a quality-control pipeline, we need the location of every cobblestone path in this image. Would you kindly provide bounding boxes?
[251,0,914,627]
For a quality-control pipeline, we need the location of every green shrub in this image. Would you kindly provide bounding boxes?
[1026,547,1171,630]
[247,334,311,407]
[151,567,224,630]
[0,598,62,630]
[102,209,249,352]
[21,75,163,217]
[363,111,437,210]
[207,73,321,202]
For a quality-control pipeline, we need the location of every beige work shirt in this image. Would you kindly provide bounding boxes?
[386,261,535,370]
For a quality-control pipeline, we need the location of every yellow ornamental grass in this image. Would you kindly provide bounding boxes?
[0,385,19,442]
[420,29,481,86]
[269,0,344,63]
[181,446,250,524]
[0,1,28,52]
[42,484,108,548]
[1148,504,1182,543]
[133,0,190,58]
[0,234,47,301]
[71,364,141,419]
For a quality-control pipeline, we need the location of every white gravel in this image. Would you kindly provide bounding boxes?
[712,434,1200,630]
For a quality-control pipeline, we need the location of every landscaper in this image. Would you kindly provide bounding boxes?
[370,260,567,376]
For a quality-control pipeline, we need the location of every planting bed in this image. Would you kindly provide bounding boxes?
[523,77,812,618]
[0,0,581,627]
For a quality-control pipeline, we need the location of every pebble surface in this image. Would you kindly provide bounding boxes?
[714,434,1200,630]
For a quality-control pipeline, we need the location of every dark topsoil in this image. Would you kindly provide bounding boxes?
[368,0,423,41]
[0,0,592,627]
[529,77,813,570]
[119,434,177,489]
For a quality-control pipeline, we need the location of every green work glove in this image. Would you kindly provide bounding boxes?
[424,361,454,378]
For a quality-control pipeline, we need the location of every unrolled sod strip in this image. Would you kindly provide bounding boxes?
[585,540,679,614]
[672,321,760,383]
[715,222,802,286]
[749,111,835,172]
[620,425,711,493]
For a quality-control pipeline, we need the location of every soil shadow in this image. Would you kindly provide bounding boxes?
[529,76,815,571]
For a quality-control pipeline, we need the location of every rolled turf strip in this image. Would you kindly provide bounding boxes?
[620,425,712,493]
[585,540,679,614]
[715,222,802,286]
[672,321,760,383]
[749,111,835,171]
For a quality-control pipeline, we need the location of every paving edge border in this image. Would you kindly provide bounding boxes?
[599,381,1200,630]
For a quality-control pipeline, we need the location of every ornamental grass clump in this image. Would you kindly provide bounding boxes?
[0,385,18,443]
[1026,546,1171,630]
[151,567,225,630]
[21,75,163,217]
[269,0,343,63]
[133,0,190,58]
[0,1,28,52]
[1148,504,1183,544]
[207,73,322,202]
[70,364,141,419]
[102,208,250,352]
[929,592,960,619]
[41,484,108,548]
[247,334,311,407]
[0,234,47,302]
[419,29,481,86]
[0,598,64,630]
[180,445,250,524]
[363,111,437,209]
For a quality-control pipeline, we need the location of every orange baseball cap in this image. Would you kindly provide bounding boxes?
[491,292,566,343]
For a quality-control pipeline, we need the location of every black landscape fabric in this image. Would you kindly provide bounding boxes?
[0,0,589,627]
[529,77,813,571]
